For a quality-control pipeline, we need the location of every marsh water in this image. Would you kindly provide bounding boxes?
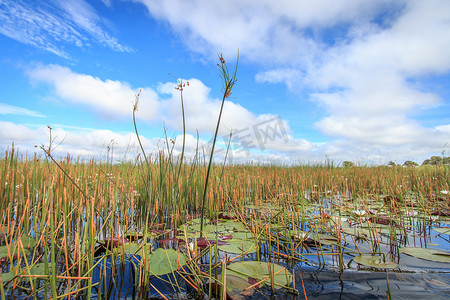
[86,200,450,299]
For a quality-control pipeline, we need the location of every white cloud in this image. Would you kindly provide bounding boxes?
[133,0,450,161]
[0,0,130,57]
[0,121,155,160]
[133,0,395,63]
[255,68,302,90]
[27,64,158,120]
[0,103,45,118]
[25,64,315,156]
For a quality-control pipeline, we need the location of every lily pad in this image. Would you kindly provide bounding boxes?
[1,263,48,284]
[19,236,39,248]
[227,231,254,240]
[0,245,30,263]
[227,261,292,289]
[1,270,16,283]
[218,240,257,254]
[353,255,398,269]
[400,247,450,263]
[208,274,255,300]
[146,248,187,276]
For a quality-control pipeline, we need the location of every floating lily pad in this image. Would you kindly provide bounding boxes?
[227,261,292,289]
[209,220,247,232]
[1,263,48,284]
[218,240,257,254]
[1,270,16,282]
[353,255,398,269]
[27,263,47,275]
[0,245,30,262]
[0,236,36,262]
[19,236,39,248]
[146,248,187,276]
[227,231,254,240]
[341,227,370,239]
[400,247,450,263]
[208,274,255,299]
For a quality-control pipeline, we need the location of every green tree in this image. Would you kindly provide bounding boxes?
[342,161,354,168]
[403,160,418,167]
[430,156,443,165]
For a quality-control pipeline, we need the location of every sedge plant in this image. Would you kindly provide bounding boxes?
[199,51,239,237]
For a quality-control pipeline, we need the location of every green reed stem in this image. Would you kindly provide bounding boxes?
[200,51,239,237]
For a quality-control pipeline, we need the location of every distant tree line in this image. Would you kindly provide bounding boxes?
[421,156,450,166]
[340,156,450,168]
[386,156,450,167]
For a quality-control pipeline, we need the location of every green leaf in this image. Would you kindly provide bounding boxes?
[227,261,292,289]
[227,231,254,240]
[0,244,30,260]
[400,247,450,263]
[209,274,255,299]
[1,270,15,283]
[218,240,257,254]
[146,248,187,276]
[19,236,39,249]
[353,255,398,269]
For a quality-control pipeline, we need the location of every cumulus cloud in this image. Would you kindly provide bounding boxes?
[133,0,394,64]
[0,0,130,57]
[26,64,158,120]
[0,120,294,164]
[0,121,155,160]
[25,64,316,157]
[133,0,450,161]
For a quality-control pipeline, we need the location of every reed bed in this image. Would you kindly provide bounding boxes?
[1,144,449,298]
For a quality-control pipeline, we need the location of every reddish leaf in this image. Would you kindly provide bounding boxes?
[218,212,234,219]
[383,195,401,206]
[101,237,130,249]
[0,254,21,264]
[219,234,233,240]
[303,237,320,247]
[196,237,229,249]
[368,216,398,226]
[431,209,450,216]
[248,277,260,288]
[196,237,209,248]
[149,223,165,230]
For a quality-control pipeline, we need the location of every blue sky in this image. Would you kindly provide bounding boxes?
[1,0,449,165]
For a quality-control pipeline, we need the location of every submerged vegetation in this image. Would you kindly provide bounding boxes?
[1,54,450,299]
